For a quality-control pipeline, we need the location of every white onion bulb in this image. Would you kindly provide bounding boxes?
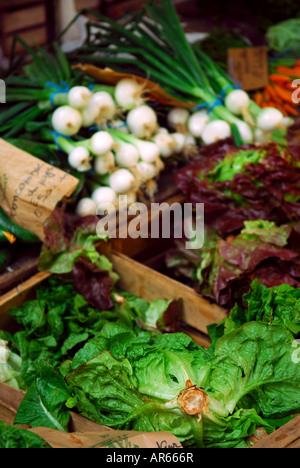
[94,151,115,175]
[153,132,176,158]
[136,162,157,182]
[81,100,100,128]
[187,111,209,138]
[225,90,250,115]
[201,120,231,145]
[115,142,140,168]
[52,106,82,136]
[115,78,145,110]
[90,91,116,121]
[172,133,186,153]
[92,186,117,205]
[235,121,253,144]
[257,108,284,132]
[90,131,114,156]
[135,140,160,163]
[127,105,158,139]
[76,198,97,217]
[167,107,190,132]
[68,146,91,172]
[109,169,135,194]
[68,86,92,109]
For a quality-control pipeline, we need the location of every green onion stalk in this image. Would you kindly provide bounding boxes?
[70,0,291,144]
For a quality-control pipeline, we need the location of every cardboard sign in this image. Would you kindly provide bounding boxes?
[227,46,269,91]
[29,427,183,449]
[0,139,79,240]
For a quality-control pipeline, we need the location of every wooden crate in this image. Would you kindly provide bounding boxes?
[0,1,49,56]
[0,245,40,298]
[0,251,299,447]
[0,249,226,345]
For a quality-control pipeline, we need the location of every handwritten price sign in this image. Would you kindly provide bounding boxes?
[0,139,78,240]
[227,46,269,91]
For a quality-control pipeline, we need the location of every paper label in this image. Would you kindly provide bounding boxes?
[0,139,78,240]
[227,46,269,91]
[30,427,183,449]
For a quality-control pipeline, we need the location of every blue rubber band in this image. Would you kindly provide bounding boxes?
[89,122,128,132]
[228,57,242,90]
[107,122,128,129]
[50,131,72,151]
[194,98,222,113]
[46,81,70,107]
[220,84,240,100]
[207,98,223,113]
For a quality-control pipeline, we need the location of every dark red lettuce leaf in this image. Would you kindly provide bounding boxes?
[39,204,116,311]
[166,223,300,310]
[72,257,115,311]
[174,141,300,237]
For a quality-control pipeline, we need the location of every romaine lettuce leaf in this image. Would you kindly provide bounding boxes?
[14,360,71,431]
[0,422,51,449]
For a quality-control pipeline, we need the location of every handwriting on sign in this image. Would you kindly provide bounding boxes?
[0,139,78,239]
[227,46,269,91]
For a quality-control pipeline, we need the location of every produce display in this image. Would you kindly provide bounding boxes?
[71,1,292,147]
[0,0,300,451]
[0,272,299,448]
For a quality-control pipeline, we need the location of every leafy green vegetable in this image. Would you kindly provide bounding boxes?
[207,148,265,182]
[267,18,300,53]
[0,422,51,449]
[4,275,180,387]
[0,339,23,389]
[62,318,300,447]
[203,322,300,418]
[166,220,300,309]
[14,360,71,431]
[223,279,300,337]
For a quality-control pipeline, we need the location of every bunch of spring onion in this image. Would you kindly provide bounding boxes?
[50,79,195,217]
[0,39,190,217]
[69,0,293,146]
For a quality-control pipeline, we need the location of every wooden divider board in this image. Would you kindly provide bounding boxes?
[251,415,300,449]
[0,250,225,343]
[111,252,226,335]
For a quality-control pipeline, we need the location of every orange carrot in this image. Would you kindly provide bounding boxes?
[283,103,299,116]
[254,92,263,106]
[276,66,300,77]
[265,84,282,104]
[273,84,294,104]
[274,104,288,116]
[269,74,291,84]
[263,88,271,101]
[283,81,295,91]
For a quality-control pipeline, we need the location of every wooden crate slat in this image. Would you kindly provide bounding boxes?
[3,4,46,34]
[2,26,47,55]
[111,252,226,333]
[252,415,300,449]
[75,0,101,11]
[0,0,43,11]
